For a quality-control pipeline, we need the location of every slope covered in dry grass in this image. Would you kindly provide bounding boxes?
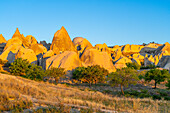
[0,73,169,113]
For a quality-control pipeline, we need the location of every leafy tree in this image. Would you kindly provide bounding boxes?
[126,62,140,70]
[46,67,66,83]
[9,58,30,76]
[73,65,109,87]
[26,64,45,81]
[166,80,170,90]
[145,69,170,89]
[108,67,139,95]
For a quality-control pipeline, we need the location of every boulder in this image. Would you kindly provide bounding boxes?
[95,43,110,54]
[50,26,77,54]
[154,42,170,56]
[0,43,22,63]
[81,49,116,72]
[157,56,170,69]
[0,34,7,44]
[30,44,47,55]
[114,56,132,69]
[45,51,82,71]
[40,41,51,50]
[25,35,38,46]
[4,38,22,51]
[43,50,54,58]
[112,48,123,62]
[73,37,93,56]
[15,47,37,63]
[122,44,144,55]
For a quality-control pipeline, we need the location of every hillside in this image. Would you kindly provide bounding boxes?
[0,73,170,113]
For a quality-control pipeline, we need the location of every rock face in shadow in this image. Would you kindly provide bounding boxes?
[45,51,82,71]
[157,56,170,69]
[40,41,51,51]
[50,26,77,54]
[0,43,22,63]
[81,49,116,72]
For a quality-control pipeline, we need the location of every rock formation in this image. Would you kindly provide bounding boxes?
[50,26,77,54]
[30,44,47,55]
[0,34,7,44]
[15,47,37,63]
[81,49,116,72]
[45,51,82,71]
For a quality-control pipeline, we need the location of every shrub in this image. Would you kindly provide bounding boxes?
[108,68,139,95]
[73,65,109,87]
[152,95,161,100]
[165,79,170,90]
[9,58,30,76]
[159,91,168,97]
[164,96,170,101]
[25,64,45,81]
[46,67,66,83]
[145,69,170,88]
[140,64,157,69]
[126,62,140,70]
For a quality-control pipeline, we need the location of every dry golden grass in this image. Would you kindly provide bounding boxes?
[0,73,169,112]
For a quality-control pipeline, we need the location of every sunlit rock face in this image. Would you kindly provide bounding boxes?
[29,44,47,55]
[81,49,116,72]
[15,47,37,64]
[0,34,7,44]
[50,26,77,54]
[73,37,93,56]
[45,51,82,71]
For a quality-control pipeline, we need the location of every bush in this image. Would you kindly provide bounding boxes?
[46,67,66,83]
[73,65,109,87]
[140,64,157,69]
[165,80,170,90]
[159,91,168,97]
[25,64,45,81]
[152,95,161,100]
[126,62,141,70]
[164,96,170,101]
[9,58,30,76]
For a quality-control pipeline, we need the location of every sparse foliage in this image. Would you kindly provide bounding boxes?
[46,67,66,83]
[108,67,139,95]
[126,62,140,70]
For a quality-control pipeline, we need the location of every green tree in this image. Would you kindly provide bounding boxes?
[9,58,30,76]
[26,64,45,81]
[73,65,109,87]
[145,69,170,89]
[166,79,170,90]
[126,62,141,70]
[108,67,139,95]
[46,67,66,83]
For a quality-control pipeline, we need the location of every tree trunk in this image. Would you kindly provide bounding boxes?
[89,82,91,87]
[120,84,124,95]
[154,81,157,89]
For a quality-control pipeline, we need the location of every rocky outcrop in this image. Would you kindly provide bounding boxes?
[45,51,82,70]
[50,26,77,54]
[25,35,38,46]
[95,43,110,55]
[40,41,51,51]
[30,44,47,55]
[0,43,22,63]
[157,56,170,69]
[43,50,54,58]
[73,37,93,56]
[81,49,116,72]
[114,56,132,69]
[122,44,144,55]
[15,47,37,63]
[0,34,7,44]
[154,42,170,56]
